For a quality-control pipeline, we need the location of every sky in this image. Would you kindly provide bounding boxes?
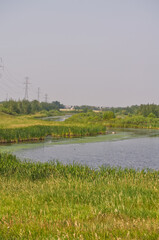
[0,0,159,107]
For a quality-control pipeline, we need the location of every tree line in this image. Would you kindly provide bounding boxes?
[0,100,159,118]
[102,104,159,118]
[0,100,65,115]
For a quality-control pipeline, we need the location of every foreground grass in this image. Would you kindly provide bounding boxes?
[0,153,159,239]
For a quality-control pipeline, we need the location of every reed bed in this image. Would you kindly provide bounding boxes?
[66,113,159,129]
[0,124,106,143]
[0,153,159,239]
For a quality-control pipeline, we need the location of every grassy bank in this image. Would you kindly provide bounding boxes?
[66,112,159,129]
[0,125,105,143]
[105,116,159,129]
[0,112,106,143]
[0,153,159,239]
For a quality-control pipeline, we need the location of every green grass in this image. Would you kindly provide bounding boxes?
[0,112,106,143]
[0,125,106,143]
[0,153,159,239]
[66,112,159,129]
[1,111,159,144]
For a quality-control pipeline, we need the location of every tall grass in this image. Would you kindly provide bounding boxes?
[0,153,159,239]
[105,116,159,129]
[66,112,159,129]
[0,152,158,181]
[0,124,106,143]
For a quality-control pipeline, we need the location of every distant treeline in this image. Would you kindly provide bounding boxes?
[74,105,101,111]
[0,100,65,115]
[103,104,159,118]
[74,104,159,118]
[1,100,159,118]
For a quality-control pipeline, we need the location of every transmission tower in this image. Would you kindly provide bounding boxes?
[37,87,40,102]
[24,77,30,100]
[45,93,48,103]
[0,58,4,78]
[0,58,4,70]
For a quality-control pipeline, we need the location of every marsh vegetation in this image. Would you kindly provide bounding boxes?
[0,102,159,239]
[0,153,158,239]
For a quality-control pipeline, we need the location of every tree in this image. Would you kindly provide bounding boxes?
[148,113,156,118]
[103,111,115,120]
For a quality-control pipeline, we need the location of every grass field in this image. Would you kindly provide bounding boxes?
[0,112,57,128]
[0,112,106,143]
[0,153,159,239]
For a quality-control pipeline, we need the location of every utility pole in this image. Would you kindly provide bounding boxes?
[45,93,48,103]
[24,77,30,100]
[0,58,4,70]
[0,58,4,78]
[37,87,40,102]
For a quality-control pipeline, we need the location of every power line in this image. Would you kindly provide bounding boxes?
[4,68,23,88]
[0,59,23,100]
[0,59,53,103]
[4,65,23,84]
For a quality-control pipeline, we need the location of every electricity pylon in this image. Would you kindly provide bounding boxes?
[37,87,40,102]
[24,77,30,100]
[45,93,48,103]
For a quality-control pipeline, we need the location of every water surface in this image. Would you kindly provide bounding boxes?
[4,129,158,170]
[41,115,72,122]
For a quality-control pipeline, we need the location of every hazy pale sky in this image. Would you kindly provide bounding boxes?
[0,0,159,106]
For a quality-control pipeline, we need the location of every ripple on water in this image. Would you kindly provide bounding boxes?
[13,135,159,170]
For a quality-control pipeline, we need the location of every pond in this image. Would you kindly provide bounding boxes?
[1,129,159,170]
[41,115,72,122]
